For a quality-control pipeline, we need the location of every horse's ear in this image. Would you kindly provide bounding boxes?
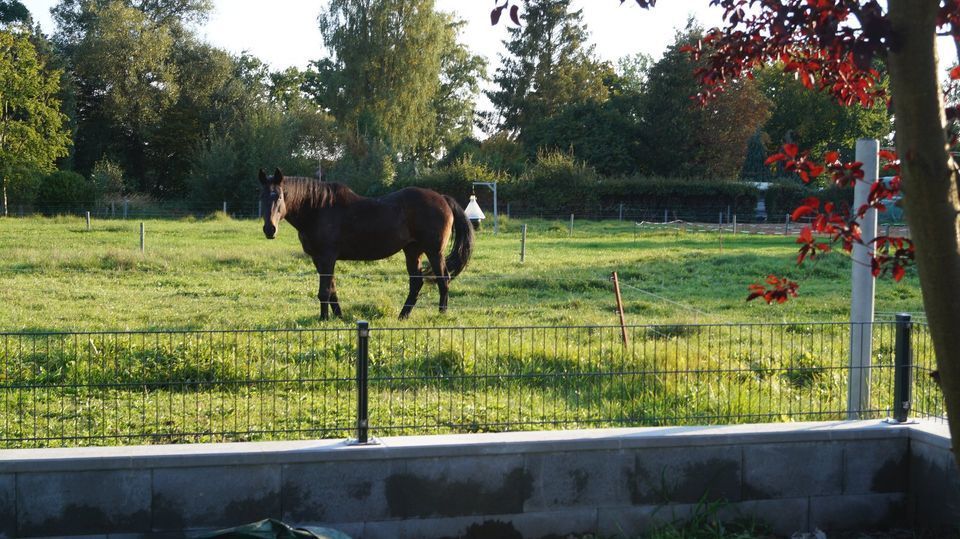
[258,168,268,184]
[272,168,284,185]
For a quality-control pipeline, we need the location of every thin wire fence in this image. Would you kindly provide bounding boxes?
[0,320,943,448]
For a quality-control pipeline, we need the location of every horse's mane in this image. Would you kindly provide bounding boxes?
[282,177,359,212]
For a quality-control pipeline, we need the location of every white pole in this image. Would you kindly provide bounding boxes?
[848,139,879,419]
[140,222,145,253]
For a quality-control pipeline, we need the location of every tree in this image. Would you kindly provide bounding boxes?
[639,22,771,178]
[0,1,29,25]
[593,0,960,464]
[0,30,71,215]
[756,64,892,163]
[486,0,611,139]
[314,0,482,161]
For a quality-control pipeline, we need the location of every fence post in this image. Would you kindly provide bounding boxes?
[619,203,624,222]
[139,222,145,253]
[733,214,738,235]
[785,214,790,234]
[612,272,629,347]
[356,320,370,443]
[86,211,91,231]
[663,209,668,224]
[223,201,227,214]
[569,214,574,237]
[520,224,527,263]
[124,199,129,219]
[893,313,913,423]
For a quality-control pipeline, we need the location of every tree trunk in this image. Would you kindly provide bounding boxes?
[888,0,960,464]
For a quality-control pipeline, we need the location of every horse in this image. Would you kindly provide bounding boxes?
[258,168,474,320]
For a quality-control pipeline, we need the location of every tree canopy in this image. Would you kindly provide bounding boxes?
[0,29,71,215]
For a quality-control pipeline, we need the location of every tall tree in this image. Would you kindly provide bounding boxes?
[52,0,212,194]
[0,29,71,215]
[756,64,892,162]
[487,0,611,139]
[640,23,771,178]
[314,0,482,161]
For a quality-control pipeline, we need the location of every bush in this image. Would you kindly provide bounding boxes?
[764,180,852,220]
[506,151,601,213]
[401,157,502,206]
[35,170,95,215]
[593,176,760,218]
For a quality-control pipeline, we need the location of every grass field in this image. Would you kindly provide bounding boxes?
[0,215,937,447]
[0,214,924,331]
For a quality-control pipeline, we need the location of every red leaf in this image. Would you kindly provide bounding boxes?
[491,5,504,25]
[792,205,816,222]
[893,264,906,282]
[824,151,840,163]
[783,143,799,158]
[951,65,960,80]
[765,153,786,165]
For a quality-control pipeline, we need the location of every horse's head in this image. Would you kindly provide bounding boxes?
[259,168,285,239]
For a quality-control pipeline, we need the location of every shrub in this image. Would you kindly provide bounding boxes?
[593,176,759,217]
[35,170,95,215]
[764,180,852,220]
[401,157,502,205]
[507,151,601,213]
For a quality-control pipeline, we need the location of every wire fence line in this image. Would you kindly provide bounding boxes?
[0,318,943,448]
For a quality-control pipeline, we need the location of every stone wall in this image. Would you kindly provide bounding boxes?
[0,421,955,538]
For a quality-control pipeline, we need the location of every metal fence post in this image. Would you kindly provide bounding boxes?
[893,313,913,423]
[520,224,527,263]
[356,320,370,443]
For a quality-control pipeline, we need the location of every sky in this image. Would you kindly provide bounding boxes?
[21,0,725,70]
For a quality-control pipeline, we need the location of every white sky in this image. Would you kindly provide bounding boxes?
[22,0,724,70]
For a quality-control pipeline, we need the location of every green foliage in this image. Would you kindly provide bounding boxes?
[189,104,324,208]
[90,157,126,197]
[314,0,483,159]
[487,0,611,137]
[640,24,771,179]
[508,151,600,212]
[35,170,94,213]
[0,1,29,26]
[739,130,773,182]
[521,92,646,177]
[595,176,759,214]
[452,132,528,178]
[402,156,502,203]
[0,29,71,214]
[763,181,852,219]
[325,135,396,196]
[756,64,892,160]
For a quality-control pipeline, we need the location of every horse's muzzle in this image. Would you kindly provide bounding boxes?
[263,224,276,239]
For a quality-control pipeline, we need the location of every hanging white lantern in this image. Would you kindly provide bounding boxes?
[464,195,486,229]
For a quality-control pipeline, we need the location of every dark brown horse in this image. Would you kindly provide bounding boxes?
[258,168,474,320]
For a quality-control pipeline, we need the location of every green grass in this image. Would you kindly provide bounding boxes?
[0,215,923,331]
[0,215,930,447]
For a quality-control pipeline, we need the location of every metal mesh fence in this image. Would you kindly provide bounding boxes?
[0,320,943,448]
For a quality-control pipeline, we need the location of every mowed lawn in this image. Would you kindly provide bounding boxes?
[0,214,923,332]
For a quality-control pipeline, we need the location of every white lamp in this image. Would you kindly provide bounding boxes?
[464,194,485,230]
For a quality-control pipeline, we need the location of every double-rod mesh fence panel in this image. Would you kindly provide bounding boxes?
[0,321,943,448]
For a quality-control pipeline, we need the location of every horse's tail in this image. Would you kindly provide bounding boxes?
[442,194,474,279]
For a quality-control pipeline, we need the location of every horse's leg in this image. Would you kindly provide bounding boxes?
[312,255,337,320]
[399,247,425,320]
[329,276,343,318]
[425,251,449,313]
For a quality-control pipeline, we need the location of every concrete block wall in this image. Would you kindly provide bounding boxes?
[0,421,954,538]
